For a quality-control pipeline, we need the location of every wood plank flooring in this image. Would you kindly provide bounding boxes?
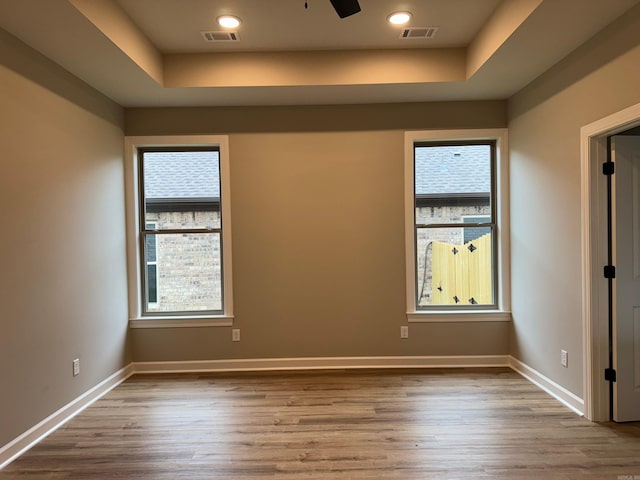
[2,368,640,479]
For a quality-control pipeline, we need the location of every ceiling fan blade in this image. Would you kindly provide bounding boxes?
[329,0,361,18]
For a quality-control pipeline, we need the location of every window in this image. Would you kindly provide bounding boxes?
[414,141,495,308]
[125,136,233,326]
[404,130,510,320]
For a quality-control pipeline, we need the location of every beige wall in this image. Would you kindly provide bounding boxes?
[125,104,510,361]
[0,30,129,447]
[508,4,640,396]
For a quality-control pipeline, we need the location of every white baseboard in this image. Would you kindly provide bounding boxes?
[0,363,134,470]
[133,355,511,373]
[509,356,585,416]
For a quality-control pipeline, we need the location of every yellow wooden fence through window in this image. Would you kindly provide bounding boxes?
[431,233,492,305]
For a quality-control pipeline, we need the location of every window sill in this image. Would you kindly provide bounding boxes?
[407,311,511,323]
[129,315,234,329]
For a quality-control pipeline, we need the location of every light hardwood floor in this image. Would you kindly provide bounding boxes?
[2,368,640,479]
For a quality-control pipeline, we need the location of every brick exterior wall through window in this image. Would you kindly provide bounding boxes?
[146,210,222,312]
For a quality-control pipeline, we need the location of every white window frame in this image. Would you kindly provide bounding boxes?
[404,129,511,323]
[125,135,234,328]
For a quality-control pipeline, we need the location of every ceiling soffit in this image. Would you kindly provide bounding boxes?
[68,0,543,90]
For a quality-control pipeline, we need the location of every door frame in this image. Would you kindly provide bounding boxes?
[581,102,640,421]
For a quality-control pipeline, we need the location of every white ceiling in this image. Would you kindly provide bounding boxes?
[115,0,503,52]
[0,0,638,107]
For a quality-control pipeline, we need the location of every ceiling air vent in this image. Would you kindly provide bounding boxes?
[400,26,439,39]
[201,31,240,42]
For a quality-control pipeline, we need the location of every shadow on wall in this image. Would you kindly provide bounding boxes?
[509,3,640,120]
[123,100,508,136]
[0,29,122,127]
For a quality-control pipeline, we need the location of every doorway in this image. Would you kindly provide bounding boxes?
[581,102,640,422]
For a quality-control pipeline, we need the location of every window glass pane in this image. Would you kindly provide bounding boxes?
[145,232,156,263]
[143,150,221,230]
[462,215,491,243]
[147,264,157,304]
[416,227,494,307]
[145,232,222,313]
[415,144,491,225]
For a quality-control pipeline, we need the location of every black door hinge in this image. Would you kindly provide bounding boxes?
[604,265,616,279]
[603,161,615,176]
[605,368,617,382]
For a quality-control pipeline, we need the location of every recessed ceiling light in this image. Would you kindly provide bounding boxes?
[217,15,241,29]
[387,11,412,25]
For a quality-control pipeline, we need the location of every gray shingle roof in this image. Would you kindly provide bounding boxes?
[143,151,220,200]
[415,144,490,196]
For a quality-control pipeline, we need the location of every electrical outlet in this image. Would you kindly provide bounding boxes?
[561,350,568,368]
[232,328,240,342]
[72,358,80,377]
[400,326,409,339]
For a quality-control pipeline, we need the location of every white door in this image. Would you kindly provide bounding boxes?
[612,135,640,422]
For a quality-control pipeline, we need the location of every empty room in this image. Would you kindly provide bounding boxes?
[1,0,640,478]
